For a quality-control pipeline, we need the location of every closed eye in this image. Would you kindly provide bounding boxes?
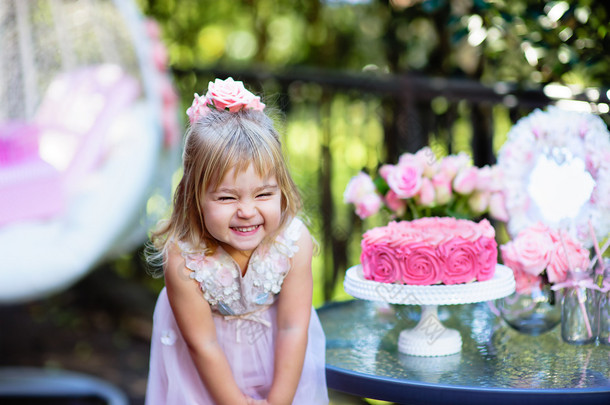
[217,196,236,201]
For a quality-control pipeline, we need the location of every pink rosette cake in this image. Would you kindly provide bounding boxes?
[360,217,497,285]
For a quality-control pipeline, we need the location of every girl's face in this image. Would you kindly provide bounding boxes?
[202,164,282,263]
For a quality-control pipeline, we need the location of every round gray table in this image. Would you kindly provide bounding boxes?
[318,299,610,405]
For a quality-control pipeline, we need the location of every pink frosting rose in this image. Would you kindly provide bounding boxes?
[475,237,498,281]
[386,162,423,199]
[477,218,496,239]
[438,238,479,284]
[361,245,402,283]
[400,243,442,285]
[450,219,482,242]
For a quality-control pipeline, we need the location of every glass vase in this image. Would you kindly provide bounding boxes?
[498,283,561,335]
[560,269,599,345]
[598,288,610,345]
[597,259,610,345]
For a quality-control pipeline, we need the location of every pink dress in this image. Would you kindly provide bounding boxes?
[145,218,329,404]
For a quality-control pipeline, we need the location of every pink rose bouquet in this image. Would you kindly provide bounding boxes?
[500,222,591,294]
[344,147,508,222]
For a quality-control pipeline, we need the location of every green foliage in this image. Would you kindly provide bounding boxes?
[138,0,609,87]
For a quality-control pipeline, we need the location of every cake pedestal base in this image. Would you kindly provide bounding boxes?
[344,264,516,357]
[397,305,461,356]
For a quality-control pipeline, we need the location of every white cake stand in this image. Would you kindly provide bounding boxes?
[344,264,515,357]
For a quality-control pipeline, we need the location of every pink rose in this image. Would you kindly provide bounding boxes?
[384,190,406,216]
[502,243,540,294]
[400,243,442,285]
[416,177,435,207]
[439,153,470,179]
[475,237,498,281]
[186,78,265,124]
[488,165,504,193]
[186,93,210,124]
[378,164,394,181]
[513,268,544,294]
[431,172,453,205]
[414,147,439,178]
[206,77,265,112]
[361,245,402,283]
[344,172,382,219]
[468,191,490,215]
[246,96,265,111]
[344,172,377,203]
[500,243,523,273]
[475,165,493,192]
[546,230,590,284]
[510,223,554,276]
[386,162,423,199]
[453,166,478,195]
[438,238,479,284]
[354,193,383,219]
[488,192,509,222]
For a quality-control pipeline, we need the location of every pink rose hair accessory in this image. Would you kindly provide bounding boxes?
[186,77,266,124]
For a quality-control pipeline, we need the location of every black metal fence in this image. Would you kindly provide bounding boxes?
[172,66,609,302]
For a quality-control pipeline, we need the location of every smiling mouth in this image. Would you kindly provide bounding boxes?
[232,225,259,233]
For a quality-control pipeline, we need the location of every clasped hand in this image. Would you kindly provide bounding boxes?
[245,396,271,405]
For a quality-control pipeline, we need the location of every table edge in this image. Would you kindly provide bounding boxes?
[326,365,610,404]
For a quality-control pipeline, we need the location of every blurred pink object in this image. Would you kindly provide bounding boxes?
[35,64,140,191]
[0,122,64,225]
[0,122,39,165]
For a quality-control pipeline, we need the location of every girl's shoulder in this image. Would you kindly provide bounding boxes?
[278,216,306,243]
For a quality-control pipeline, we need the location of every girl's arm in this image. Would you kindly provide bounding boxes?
[266,226,315,405]
[164,244,248,405]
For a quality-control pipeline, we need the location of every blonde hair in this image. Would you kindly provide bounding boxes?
[148,107,302,269]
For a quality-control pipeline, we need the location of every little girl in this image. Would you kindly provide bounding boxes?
[145,78,329,404]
